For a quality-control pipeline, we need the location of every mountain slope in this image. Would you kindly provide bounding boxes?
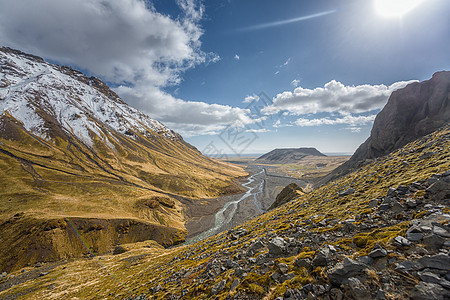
[256,148,326,164]
[0,47,247,272]
[322,71,450,185]
[1,122,448,300]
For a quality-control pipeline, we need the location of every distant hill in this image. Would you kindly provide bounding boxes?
[321,71,450,185]
[255,147,326,163]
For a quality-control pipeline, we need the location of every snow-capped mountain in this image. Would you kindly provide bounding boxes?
[0,47,178,147]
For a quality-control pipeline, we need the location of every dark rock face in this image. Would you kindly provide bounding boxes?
[269,183,303,210]
[322,71,450,185]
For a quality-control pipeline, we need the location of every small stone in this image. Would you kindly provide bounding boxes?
[406,232,424,242]
[295,258,312,270]
[393,236,411,247]
[211,279,226,295]
[153,284,162,293]
[368,199,379,208]
[330,288,343,300]
[230,278,239,291]
[433,226,450,238]
[356,256,374,265]
[278,263,289,274]
[369,248,387,258]
[268,237,286,256]
[312,246,331,267]
[395,260,423,273]
[406,199,417,208]
[280,272,295,283]
[339,188,355,196]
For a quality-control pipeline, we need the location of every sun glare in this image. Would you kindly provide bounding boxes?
[375,0,425,18]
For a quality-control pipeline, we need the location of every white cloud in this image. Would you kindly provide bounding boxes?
[234,54,240,60]
[245,128,270,133]
[243,94,260,103]
[282,58,291,67]
[0,0,248,137]
[264,79,418,115]
[294,115,376,127]
[291,79,301,87]
[116,84,254,136]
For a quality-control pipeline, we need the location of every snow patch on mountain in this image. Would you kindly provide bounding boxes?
[0,47,178,146]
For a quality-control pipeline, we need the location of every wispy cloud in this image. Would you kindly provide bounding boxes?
[239,10,336,32]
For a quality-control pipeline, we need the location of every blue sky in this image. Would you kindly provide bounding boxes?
[1,0,449,154]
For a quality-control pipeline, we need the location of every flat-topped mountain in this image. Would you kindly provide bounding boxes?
[0,47,246,272]
[256,147,326,164]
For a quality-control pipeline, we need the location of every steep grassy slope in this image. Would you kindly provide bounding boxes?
[1,125,448,299]
[0,48,247,272]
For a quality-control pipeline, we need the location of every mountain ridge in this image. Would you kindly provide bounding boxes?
[0,47,247,272]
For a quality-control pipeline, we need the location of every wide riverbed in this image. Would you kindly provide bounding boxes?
[185,164,306,244]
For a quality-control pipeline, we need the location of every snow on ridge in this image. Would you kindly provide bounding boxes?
[0,49,178,146]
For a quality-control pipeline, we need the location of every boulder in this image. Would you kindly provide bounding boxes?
[410,282,447,300]
[268,237,286,256]
[419,254,450,270]
[328,258,367,286]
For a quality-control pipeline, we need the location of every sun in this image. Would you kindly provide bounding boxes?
[374,0,425,18]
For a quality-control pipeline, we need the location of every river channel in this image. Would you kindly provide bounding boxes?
[185,164,306,244]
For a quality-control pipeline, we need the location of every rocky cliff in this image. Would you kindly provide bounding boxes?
[321,71,450,185]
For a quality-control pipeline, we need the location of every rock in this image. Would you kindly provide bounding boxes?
[339,188,355,196]
[330,288,343,300]
[269,183,303,210]
[422,233,445,250]
[391,200,405,213]
[328,258,367,286]
[418,271,450,288]
[295,258,312,270]
[419,254,450,270]
[278,263,289,274]
[406,232,424,242]
[369,248,387,258]
[312,246,331,267]
[113,245,128,255]
[268,237,286,256]
[280,272,295,283]
[230,278,239,291]
[368,199,380,208]
[152,284,162,293]
[345,277,370,299]
[426,177,450,201]
[225,259,238,269]
[410,282,447,300]
[272,272,280,282]
[395,260,423,273]
[433,225,450,238]
[406,199,417,208]
[211,279,226,295]
[234,267,246,278]
[249,240,265,252]
[393,236,411,247]
[356,256,374,265]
